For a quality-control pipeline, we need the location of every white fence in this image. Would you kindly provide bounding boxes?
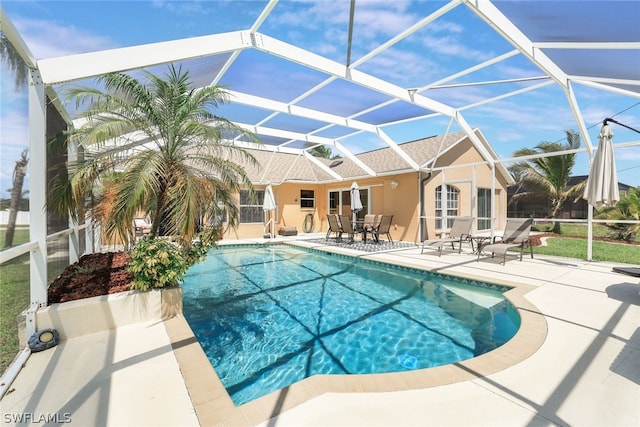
[0,211,30,226]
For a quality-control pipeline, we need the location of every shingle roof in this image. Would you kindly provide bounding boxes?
[238,129,509,184]
[240,149,336,183]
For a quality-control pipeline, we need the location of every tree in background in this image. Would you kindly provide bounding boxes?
[3,150,28,248]
[508,130,584,233]
[0,32,28,89]
[1,31,29,248]
[306,143,333,159]
[595,186,640,241]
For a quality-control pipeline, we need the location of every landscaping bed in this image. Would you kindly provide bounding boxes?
[48,252,132,304]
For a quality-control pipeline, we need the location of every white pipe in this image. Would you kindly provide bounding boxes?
[264,218,274,239]
[0,348,31,400]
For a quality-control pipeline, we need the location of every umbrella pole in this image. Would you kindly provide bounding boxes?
[587,205,593,261]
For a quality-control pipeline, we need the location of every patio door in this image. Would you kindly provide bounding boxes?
[328,188,369,220]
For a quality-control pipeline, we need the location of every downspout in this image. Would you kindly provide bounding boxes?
[419,172,433,242]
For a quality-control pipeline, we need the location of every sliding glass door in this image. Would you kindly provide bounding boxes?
[328,188,369,220]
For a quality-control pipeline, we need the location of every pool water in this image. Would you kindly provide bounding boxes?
[182,244,520,405]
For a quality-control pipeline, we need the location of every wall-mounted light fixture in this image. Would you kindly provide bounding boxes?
[390,180,399,190]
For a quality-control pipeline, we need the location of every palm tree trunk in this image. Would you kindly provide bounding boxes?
[4,150,28,248]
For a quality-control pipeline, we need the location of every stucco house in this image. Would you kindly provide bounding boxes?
[221,128,514,243]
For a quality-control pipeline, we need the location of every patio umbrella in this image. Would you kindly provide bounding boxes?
[583,122,619,208]
[263,183,277,238]
[350,182,363,224]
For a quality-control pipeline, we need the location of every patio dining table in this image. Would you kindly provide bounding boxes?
[352,220,377,243]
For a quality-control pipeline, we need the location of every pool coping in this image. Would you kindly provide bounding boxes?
[164,242,548,426]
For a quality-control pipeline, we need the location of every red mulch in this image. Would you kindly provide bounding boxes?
[48,252,133,304]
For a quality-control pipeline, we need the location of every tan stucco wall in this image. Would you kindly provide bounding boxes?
[223,183,329,239]
[422,142,510,238]
[219,139,511,243]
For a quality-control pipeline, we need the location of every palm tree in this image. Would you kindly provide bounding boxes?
[0,31,28,89]
[3,149,28,248]
[52,65,258,248]
[595,186,640,241]
[1,32,29,248]
[305,143,332,159]
[509,130,583,233]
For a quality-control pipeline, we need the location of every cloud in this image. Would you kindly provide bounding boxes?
[364,48,441,86]
[11,16,116,59]
[617,146,640,162]
[267,1,418,54]
[420,35,490,62]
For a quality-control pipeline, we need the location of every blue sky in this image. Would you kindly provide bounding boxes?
[2,0,639,199]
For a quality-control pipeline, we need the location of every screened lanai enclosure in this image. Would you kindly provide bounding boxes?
[0,0,639,388]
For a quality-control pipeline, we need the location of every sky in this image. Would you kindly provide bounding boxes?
[1,0,639,200]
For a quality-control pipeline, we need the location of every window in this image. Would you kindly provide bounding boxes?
[435,185,459,229]
[240,190,264,223]
[300,189,315,209]
[328,191,339,215]
[477,188,491,230]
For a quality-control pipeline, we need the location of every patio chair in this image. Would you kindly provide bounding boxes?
[362,214,376,231]
[338,214,355,242]
[326,214,342,241]
[134,218,152,239]
[421,216,472,256]
[361,214,380,242]
[477,218,533,265]
[372,215,394,243]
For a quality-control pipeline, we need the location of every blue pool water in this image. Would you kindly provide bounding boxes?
[182,244,520,405]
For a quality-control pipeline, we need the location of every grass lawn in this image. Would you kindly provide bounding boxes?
[530,222,640,264]
[0,227,31,375]
[0,254,30,375]
[533,237,640,264]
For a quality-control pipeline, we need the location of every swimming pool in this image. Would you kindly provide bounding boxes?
[182,244,520,406]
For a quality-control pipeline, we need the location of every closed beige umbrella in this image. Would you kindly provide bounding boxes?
[583,122,619,207]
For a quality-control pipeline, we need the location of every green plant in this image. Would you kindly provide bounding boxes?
[595,186,640,242]
[50,64,259,249]
[185,238,213,266]
[509,130,584,233]
[128,238,192,291]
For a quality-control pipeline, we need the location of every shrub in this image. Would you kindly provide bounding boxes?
[606,229,636,242]
[128,238,198,291]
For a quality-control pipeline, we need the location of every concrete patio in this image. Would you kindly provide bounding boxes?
[1,234,638,426]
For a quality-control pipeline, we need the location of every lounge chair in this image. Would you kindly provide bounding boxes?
[421,216,472,256]
[338,214,355,242]
[372,215,393,243]
[326,214,342,241]
[477,218,533,265]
